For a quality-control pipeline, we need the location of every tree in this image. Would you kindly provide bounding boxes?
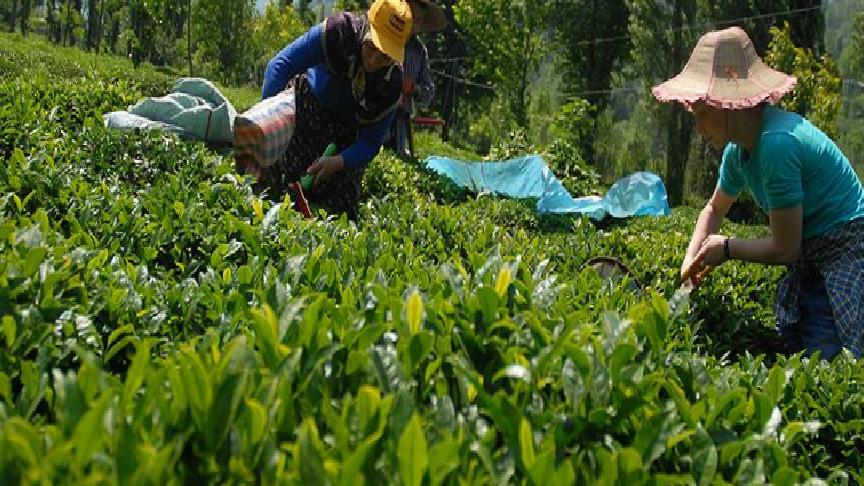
[46,0,62,42]
[548,0,629,166]
[825,0,864,59]
[193,0,256,84]
[81,0,123,53]
[62,0,83,46]
[841,13,864,79]
[105,0,123,52]
[550,0,629,108]
[128,0,153,65]
[700,0,824,55]
[9,0,17,33]
[123,0,189,66]
[251,2,307,86]
[96,0,107,51]
[837,13,864,169]
[765,22,841,139]
[302,0,333,22]
[86,0,101,49]
[17,0,31,35]
[332,0,367,14]
[187,0,192,75]
[627,0,700,206]
[453,0,550,128]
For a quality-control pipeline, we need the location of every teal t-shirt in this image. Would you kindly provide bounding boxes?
[718,105,864,239]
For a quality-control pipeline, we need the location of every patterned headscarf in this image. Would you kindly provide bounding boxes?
[322,12,403,124]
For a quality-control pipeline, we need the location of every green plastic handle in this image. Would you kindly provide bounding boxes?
[300,174,315,190]
[322,142,338,157]
[301,143,338,190]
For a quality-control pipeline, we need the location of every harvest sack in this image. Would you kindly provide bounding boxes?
[104,78,236,143]
[233,89,297,177]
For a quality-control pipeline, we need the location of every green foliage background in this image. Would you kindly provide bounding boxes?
[3,1,860,197]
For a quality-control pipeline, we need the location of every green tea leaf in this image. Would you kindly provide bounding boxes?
[357,385,381,433]
[339,429,383,486]
[633,411,678,465]
[766,365,788,403]
[238,265,253,284]
[771,467,798,486]
[4,418,40,466]
[519,418,535,470]
[0,372,11,403]
[347,349,368,375]
[121,341,150,415]
[297,419,326,483]
[206,371,248,450]
[405,290,423,335]
[692,429,717,486]
[529,449,556,485]
[250,305,281,367]
[398,414,428,486]
[2,315,16,348]
[477,287,499,323]
[22,246,47,278]
[243,398,267,445]
[495,266,512,297]
[617,447,643,479]
[428,436,461,486]
[406,331,434,375]
[73,391,114,464]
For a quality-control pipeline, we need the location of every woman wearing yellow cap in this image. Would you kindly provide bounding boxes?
[655,27,864,359]
[253,0,413,218]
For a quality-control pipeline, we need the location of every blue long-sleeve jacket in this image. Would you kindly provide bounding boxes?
[262,24,394,171]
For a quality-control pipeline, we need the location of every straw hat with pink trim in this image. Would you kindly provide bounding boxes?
[652,26,797,110]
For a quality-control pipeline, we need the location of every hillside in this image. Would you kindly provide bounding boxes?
[1,32,862,484]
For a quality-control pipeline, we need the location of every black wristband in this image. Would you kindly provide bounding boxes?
[723,237,731,260]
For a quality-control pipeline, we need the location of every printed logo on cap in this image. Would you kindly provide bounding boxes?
[389,13,406,33]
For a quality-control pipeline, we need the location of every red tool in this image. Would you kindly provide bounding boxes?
[288,143,339,219]
[288,181,313,219]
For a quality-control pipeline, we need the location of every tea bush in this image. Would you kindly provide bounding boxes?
[1,32,862,484]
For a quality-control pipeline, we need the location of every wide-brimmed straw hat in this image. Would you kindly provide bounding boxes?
[408,0,447,34]
[368,0,413,64]
[652,26,796,110]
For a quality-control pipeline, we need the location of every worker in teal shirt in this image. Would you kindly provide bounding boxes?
[653,27,864,360]
[253,0,413,218]
[717,107,864,240]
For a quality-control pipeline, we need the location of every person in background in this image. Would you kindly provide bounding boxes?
[387,0,447,158]
[655,27,864,360]
[253,0,413,219]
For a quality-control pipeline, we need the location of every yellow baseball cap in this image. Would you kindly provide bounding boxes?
[368,0,413,64]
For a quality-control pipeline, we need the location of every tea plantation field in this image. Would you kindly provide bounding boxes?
[1,33,863,484]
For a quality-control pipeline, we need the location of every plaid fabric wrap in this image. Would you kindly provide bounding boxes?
[233,89,297,172]
[259,74,361,217]
[775,218,864,356]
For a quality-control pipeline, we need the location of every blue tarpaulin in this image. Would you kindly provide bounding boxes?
[423,155,670,219]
